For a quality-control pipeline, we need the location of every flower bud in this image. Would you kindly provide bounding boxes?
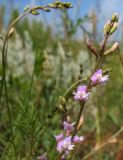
[86,39,98,58]
[43,7,50,12]
[109,22,118,35]
[59,96,66,105]
[104,42,119,55]
[104,21,111,36]
[48,3,57,8]
[111,13,119,22]
[63,2,72,8]
[110,42,119,52]
[31,10,40,15]
[8,27,15,38]
[77,116,84,131]
[24,5,30,12]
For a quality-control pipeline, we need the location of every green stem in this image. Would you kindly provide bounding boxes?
[71,35,108,139]
[72,101,85,139]
[72,58,101,139]
[3,42,17,160]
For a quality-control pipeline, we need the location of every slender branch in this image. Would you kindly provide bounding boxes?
[82,126,123,160]
[63,78,84,98]
[71,58,101,139]
[72,101,85,139]
[118,48,123,68]
[72,37,108,139]
[3,42,17,160]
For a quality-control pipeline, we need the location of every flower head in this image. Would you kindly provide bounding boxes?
[57,136,75,153]
[55,133,64,142]
[73,85,90,101]
[63,121,75,136]
[91,69,109,85]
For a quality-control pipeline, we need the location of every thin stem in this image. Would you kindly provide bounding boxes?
[0,11,29,102]
[55,152,64,160]
[82,126,123,160]
[72,58,101,139]
[28,50,39,98]
[63,78,84,98]
[118,48,123,68]
[0,6,49,159]
[71,35,109,139]
[72,101,85,139]
[3,42,17,160]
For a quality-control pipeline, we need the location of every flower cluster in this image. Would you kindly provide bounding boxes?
[91,69,109,85]
[55,121,84,159]
[73,85,90,101]
[73,69,109,102]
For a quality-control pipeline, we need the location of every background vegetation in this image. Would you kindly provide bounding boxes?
[0,1,123,159]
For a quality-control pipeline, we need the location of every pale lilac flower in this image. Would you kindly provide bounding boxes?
[73,85,90,101]
[37,154,47,160]
[91,69,109,84]
[55,133,64,142]
[73,135,84,143]
[57,136,75,153]
[63,121,75,135]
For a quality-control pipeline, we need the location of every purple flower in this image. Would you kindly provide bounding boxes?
[56,136,75,153]
[91,69,109,84]
[63,121,75,136]
[73,85,90,101]
[55,133,64,142]
[37,154,47,160]
[73,135,84,143]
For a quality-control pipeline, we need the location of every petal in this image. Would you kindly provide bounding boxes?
[91,74,98,82]
[63,121,74,133]
[101,75,109,83]
[77,85,87,92]
[55,133,64,142]
[96,69,102,75]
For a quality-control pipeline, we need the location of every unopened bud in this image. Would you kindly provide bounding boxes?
[59,96,66,105]
[24,5,30,12]
[31,10,40,15]
[63,2,72,8]
[55,1,61,5]
[86,39,98,58]
[111,13,119,22]
[109,22,118,35]
[104,21,111,36]
[104,42,119,55]
[59,104,66,112]
[43,7,50,12]
[58,4,65,9]
[110,42,119,52]
[8,27,15,38]
[77,116,84,131]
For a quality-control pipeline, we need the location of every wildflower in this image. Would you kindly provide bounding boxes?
[91,69,109,85]
[56,136,75,153]
[55,133,64,142]
[73,85,90,101]
[63,121,75,136]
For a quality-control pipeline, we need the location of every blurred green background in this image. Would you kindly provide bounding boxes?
[0,1,123,160]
